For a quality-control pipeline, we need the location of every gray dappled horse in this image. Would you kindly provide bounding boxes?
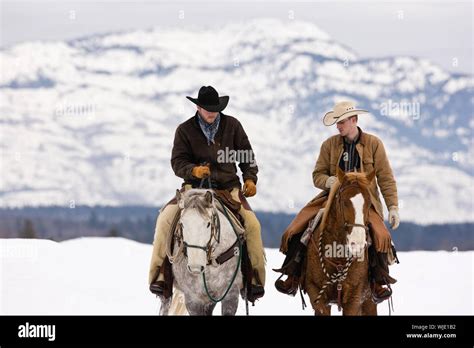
[159,189,243,315]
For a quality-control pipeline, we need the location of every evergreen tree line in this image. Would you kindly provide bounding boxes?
[0,206,472,251]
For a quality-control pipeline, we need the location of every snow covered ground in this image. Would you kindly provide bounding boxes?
[0,237,472,315]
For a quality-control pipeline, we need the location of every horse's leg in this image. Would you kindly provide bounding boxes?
[203,302,217,316]
[185,300,216,315]
[342,290,364,316]
[361,298,377,316]
[305,237,331,315]
[314,303,331,316]
[184,298,202,315]
[221,287,240,316]
[306,284,331,315]
[342,301,362,316]
[159,297,171,316]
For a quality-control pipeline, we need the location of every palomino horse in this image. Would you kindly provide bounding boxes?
[305,168,377,315]
[159,189,244,315]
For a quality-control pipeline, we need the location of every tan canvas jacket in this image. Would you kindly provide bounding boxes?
[312,129,398,219]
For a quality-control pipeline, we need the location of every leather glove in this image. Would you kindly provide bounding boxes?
[388,206,400,230]
[192,165,210,179]
[242,179,257,197]
[325,176,337,189]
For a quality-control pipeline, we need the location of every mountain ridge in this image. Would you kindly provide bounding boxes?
[1,19,472,224]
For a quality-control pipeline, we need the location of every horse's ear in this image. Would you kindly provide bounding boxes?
[204,191,213,205]
[336,166,345,184]
[366,169,376,183]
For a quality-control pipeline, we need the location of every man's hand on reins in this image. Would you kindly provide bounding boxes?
[325,176,337,189]
[243,179,257,197]
[192,165,210,179]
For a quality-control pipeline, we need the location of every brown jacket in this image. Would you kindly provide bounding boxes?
[171,112,258,189]
[312,128,398,219]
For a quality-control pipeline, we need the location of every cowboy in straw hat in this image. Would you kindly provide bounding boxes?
[275,101,400,304]
[148,86,265,302]
[323,100,369,126]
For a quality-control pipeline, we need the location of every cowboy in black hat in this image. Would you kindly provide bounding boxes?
[148,86,266,301]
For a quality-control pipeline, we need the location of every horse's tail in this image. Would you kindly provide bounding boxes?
[168,288,189,315]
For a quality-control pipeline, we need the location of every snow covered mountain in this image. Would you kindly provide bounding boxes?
[1,19,473,224]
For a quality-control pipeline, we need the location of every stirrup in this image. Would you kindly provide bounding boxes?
[274,274,298,296]
[371,283,392,304]
[149,281,165,296]
[248,284,265,302]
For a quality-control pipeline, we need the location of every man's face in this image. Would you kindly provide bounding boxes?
[336,116,357,136]
[197,106,219,124]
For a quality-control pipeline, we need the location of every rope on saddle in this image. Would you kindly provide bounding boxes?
[166,209,184,264]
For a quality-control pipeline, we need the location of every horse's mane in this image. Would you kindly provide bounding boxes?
[344,171,372,189]
[319,171,370,232]
[181,189,213,218]
[319,180,340,233]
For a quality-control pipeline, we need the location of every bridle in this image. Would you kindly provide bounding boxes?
[177,206,221,265]
[313,180,370,312]
[172,185,244,304]
[336,182,370,233]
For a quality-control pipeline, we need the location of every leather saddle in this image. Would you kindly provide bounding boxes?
[164,187,250,226]
[156,187,251,299]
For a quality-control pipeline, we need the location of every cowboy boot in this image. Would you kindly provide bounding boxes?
[248,270,265,302]
[371,282,393,304]
[275,274,300,296]
[149,266,165,296]
[274,235,306,296]
[369,251,397,303]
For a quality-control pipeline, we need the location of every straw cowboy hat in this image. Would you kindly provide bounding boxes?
[186,85,229,112]
[323,101,369,126]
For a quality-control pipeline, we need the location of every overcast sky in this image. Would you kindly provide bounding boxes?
[0,0,472,74]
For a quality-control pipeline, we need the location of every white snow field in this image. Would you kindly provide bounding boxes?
[0,237,472,315]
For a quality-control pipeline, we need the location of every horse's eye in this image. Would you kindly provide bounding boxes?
[207,222,210,228]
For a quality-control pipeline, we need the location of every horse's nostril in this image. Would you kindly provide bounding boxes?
[187,264,205,274]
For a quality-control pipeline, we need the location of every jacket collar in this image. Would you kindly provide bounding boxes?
[193,111,226,140]
[337,126,366,146]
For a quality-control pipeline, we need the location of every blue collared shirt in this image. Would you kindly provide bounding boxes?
[197,112,221,145]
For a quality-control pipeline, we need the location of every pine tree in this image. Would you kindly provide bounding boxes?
[108,227,120,237]
[20,219,37,239]
[88,210,99,228]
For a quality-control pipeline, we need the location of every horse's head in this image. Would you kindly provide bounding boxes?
[335,167,375,257]
[176,189,217,274]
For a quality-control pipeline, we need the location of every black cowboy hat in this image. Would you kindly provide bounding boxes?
[186,86,229,112]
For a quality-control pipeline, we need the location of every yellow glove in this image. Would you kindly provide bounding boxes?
[192,165,210,179]
[243,179,257,197]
